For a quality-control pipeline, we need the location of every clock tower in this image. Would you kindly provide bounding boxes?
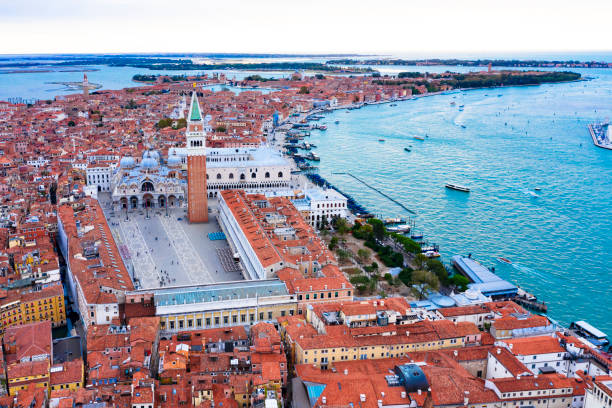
[186,92,209,223]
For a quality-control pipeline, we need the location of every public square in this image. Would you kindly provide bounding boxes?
[100,194,244,289]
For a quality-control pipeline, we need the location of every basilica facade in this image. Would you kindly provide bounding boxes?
[111,150,186,212]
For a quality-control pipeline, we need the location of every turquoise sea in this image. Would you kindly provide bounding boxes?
[308,67,612,333]
[1,55,610,333]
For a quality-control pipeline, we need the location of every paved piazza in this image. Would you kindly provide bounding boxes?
[101,195,243,289]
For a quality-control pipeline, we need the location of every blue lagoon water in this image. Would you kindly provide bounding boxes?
[0,65,289,101]
[309,68,612,333]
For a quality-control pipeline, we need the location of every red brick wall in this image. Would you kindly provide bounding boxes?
[187,155,208,223]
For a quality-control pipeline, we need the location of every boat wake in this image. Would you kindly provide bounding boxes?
[510,262,561,283]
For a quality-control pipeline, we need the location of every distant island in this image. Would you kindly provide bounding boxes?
[0,56,372,73]
[371,70,582,92]
[328,58,611,68]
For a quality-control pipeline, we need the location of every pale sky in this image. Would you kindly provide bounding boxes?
[1,0,611,56]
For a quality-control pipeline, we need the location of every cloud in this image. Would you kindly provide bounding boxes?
[1,0,611,54]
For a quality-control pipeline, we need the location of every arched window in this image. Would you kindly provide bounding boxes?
[229,173,234,179]
[251,172,256,179]
[278,171,283,178]
[141,181,154,192]
[206,174,209,180]
[265,172,270,178]
[216,173,222,179]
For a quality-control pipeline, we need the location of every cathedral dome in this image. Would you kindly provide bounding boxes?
[120,156,136,168]
[141,157,158,169]
[167,154,182,167]
[143,150,160,161]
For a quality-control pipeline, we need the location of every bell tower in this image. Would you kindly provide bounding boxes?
[186,91,208,223]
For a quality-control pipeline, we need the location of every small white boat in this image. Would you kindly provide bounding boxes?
[387,224,411,233]
[424,251,441,258]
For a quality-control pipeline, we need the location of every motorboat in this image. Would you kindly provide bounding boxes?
[387,224,411,233]
[445,184,470,192]
[383,217,405,225]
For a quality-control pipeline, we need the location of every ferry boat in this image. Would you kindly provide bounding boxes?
[387,224,411,233]
[445,184,470,192]
[569,321,610,351]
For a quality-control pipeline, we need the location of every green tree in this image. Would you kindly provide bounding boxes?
[157,118,172,128]
[328,236,339,251]
[410,269,440,300]
[215,125,227,133]
[368,218,386,241]
[398,267,413,286]
[334,217,350,235]
[336,249,351,263]
[67,120,76,127]
[413,253,428,270]
[451,274,470,292]
[298,86,310,94]
[357,248,371,264]
[426,259,449,284]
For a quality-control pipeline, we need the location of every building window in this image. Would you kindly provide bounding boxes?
[259,312,264,320]
[215,317,220,325]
